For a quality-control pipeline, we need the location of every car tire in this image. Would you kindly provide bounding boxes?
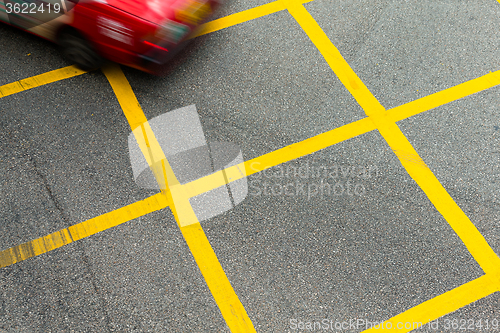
[58,29,104,71]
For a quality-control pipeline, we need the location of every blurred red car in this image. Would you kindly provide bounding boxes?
[0,0,219,73]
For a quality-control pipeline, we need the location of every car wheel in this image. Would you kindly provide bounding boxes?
[59,30,103,71]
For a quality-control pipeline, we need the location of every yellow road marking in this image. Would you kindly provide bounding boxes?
[281,0,385,114]
[184,17,500,204]
[102,64,256,333]
[388,70,500,122]
[0,1,499,329]
[362,274,499,332]
[284,0,500,326]
[0,193,168,268]
[1,65,497,204]
[180,224,256,332]
[0,65,87,99]
[101,64,199,227]
[374,116,500,276]
[0,65,497,236]
[184,118,375,197]
[192,0,314,38]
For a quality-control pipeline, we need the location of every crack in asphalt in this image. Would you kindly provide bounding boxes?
[28,154,114,333]
[28,155,67,221]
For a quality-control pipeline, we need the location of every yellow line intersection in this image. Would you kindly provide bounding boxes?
[102,64,255,332]
[192,0,315,38]
[1,0,500,332]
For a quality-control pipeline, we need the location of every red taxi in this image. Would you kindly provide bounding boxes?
[0,0,219,73]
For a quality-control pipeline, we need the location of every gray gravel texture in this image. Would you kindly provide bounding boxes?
[1,0,500,332]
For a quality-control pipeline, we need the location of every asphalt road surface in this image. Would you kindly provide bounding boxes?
[1,0,500,332]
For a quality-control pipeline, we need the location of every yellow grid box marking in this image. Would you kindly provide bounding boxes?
[1,0,500,331]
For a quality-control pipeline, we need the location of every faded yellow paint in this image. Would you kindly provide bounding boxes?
[0,193,168,268]
[0,66,87,99]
